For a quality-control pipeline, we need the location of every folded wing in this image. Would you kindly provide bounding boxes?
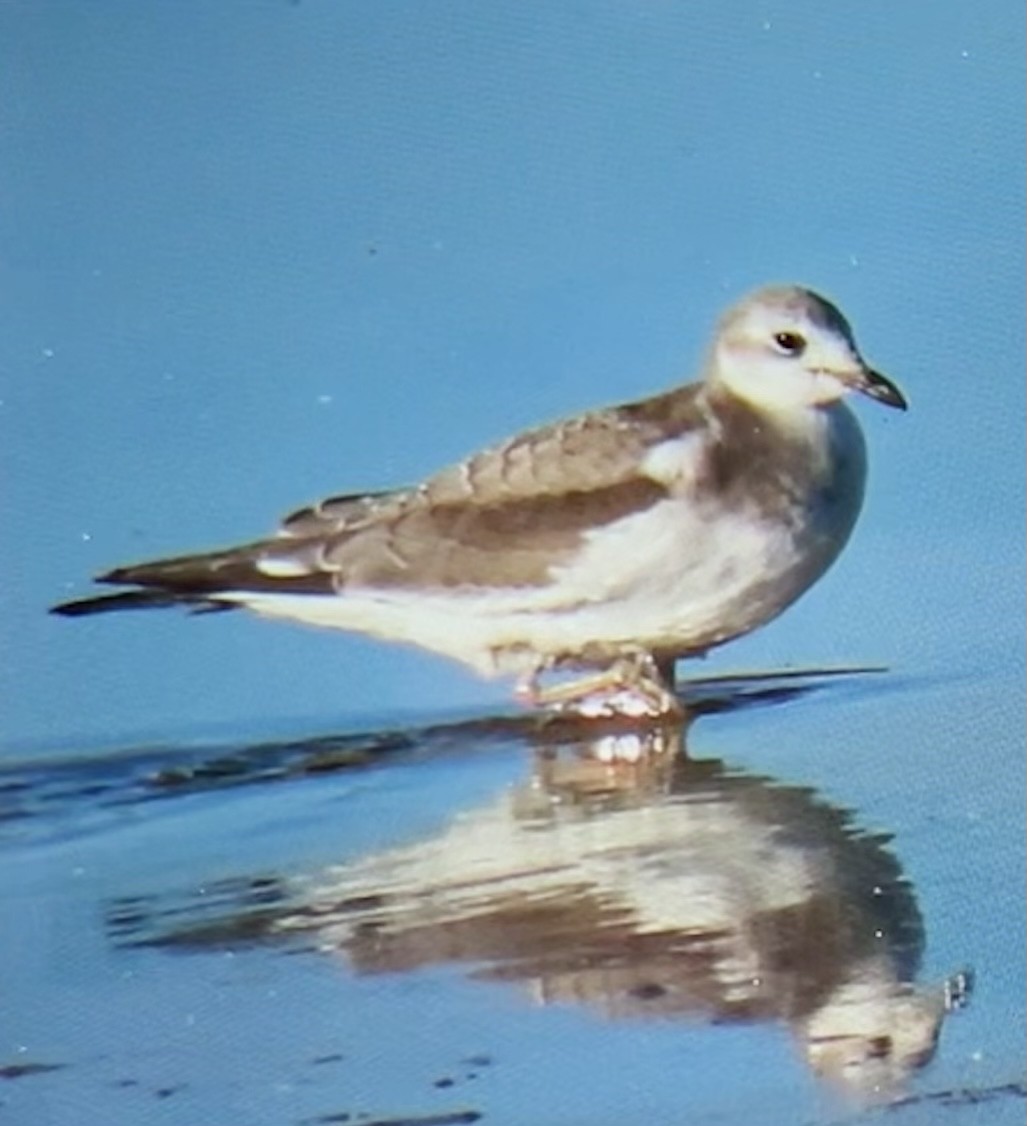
[52,387,706,616]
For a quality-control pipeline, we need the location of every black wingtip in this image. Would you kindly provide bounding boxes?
[50,589,233,617]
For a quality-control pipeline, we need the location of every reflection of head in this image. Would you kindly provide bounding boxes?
[801,958,948,1091]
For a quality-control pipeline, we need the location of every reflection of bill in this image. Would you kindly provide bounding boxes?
[268,725,970,1095]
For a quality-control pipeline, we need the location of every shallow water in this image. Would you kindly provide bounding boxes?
[2,668,1023,1126]
[5,5,1023,1123]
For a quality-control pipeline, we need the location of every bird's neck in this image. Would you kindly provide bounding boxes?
[704,379,840,439]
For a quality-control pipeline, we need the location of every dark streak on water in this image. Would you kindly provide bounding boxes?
[0,667,878,844]
[299,1113,482,1126]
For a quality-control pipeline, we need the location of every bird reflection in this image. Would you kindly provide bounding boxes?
[105,680,970,1097]
[267,723,968,1094]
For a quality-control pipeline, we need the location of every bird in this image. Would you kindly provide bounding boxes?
[52,285,907,719]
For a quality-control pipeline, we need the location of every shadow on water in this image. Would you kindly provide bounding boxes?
[0,666,869,834]
[3,667,974,1103]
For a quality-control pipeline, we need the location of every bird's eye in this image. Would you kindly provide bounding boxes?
[773,331,806,356]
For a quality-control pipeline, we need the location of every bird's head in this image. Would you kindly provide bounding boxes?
[708,286,907,414]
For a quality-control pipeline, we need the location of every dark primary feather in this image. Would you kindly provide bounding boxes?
[49,541,336,618]
[51,589,234,617]
[99,543,334,596]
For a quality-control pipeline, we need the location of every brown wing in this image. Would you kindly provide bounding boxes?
[262,386,707,591]
[53,384,708,610]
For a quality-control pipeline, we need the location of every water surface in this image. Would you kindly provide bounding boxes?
[3,668,1022,1126]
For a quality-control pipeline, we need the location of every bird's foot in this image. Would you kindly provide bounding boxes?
[516,653,682,721]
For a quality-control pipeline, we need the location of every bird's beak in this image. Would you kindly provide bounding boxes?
[845,366,908,411]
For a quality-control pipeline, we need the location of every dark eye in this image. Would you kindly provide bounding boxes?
[773,331,806,356]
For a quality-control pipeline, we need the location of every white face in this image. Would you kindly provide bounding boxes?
[710,289,872,412]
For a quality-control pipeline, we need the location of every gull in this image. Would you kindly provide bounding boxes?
[53,285,907,719]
